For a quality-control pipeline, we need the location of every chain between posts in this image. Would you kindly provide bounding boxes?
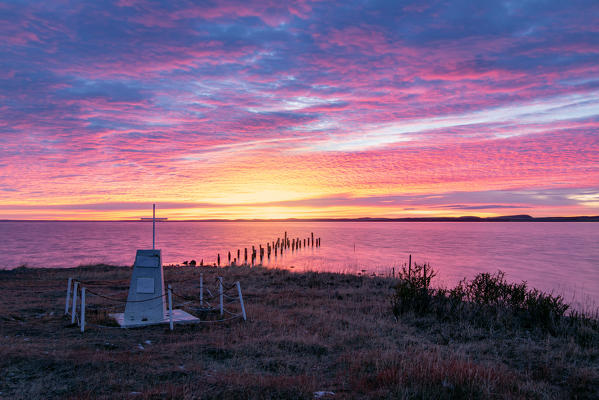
[64,275,247,331]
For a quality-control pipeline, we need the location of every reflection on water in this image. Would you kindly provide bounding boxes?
[1,221,598,305]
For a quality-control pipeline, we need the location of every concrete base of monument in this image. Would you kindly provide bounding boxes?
[110,309,200,328]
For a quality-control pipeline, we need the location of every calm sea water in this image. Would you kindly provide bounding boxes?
[1,221,597,306]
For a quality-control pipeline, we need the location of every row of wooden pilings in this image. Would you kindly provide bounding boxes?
[199,231,321,267]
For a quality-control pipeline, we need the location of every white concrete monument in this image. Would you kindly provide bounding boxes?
[111,204,199,328]
[121,249,166,325]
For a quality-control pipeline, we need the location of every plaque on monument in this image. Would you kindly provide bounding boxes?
[136,277,155,294]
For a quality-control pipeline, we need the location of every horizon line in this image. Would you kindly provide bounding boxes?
[1,215,598,222]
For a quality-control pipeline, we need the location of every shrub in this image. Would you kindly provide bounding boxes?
[391,262,436,316]
[392,266,594,337]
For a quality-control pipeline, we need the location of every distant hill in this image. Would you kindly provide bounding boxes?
[174,215,599,222]
[1,215,598,222]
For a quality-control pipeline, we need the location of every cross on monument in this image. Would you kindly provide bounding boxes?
[152,203,156,250]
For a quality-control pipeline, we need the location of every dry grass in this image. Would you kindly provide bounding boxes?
[0,264,597,399]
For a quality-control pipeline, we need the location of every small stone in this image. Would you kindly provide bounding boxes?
[314,391,335,398]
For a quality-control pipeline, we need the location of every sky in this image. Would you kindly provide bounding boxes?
[1,0,598,220]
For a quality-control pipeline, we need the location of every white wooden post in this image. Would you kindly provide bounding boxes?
[236,281,246,321]
[168,284,173,331]
[65,277,72,315]
[200,273,203,306]
[71,281,79,324]
[218,277,223,316]
[80,287,86,333]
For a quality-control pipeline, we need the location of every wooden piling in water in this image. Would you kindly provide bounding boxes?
[244,248,247,263]
[217,253,220,267]
[228,251,231,264]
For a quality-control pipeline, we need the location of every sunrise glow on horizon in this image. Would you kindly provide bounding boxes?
[1,1,598,220]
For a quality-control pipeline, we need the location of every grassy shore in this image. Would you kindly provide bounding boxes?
[0,264,597,399]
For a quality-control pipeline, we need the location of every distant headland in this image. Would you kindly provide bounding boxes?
[174,215,599,222]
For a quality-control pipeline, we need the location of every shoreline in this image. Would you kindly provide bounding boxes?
[3,263,597,312]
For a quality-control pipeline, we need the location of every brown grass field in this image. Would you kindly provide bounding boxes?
[0,264,597,399]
